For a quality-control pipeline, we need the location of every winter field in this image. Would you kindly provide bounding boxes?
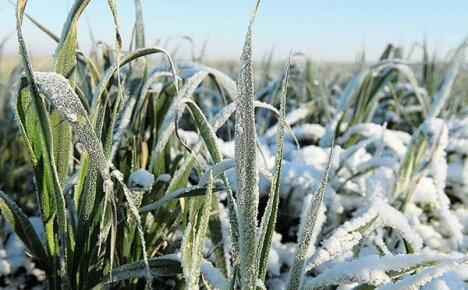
[1,1,468,289]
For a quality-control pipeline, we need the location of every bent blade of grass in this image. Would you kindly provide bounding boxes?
[180,98,239,270]
[91,47,178,125]
[139,185,225,213]
[55,0,90,85]
[257,58,290,282]
[148,70,208,170]
[198,159,235,186]
[109,255,182,283]
[110,254,229,289]
[53,0,91,186]
[234,2,260,288]
[33,72,110,179]
[180,62,238,100]
[377,257,468,290]
[302,254,455,290]
[287,146,334,290]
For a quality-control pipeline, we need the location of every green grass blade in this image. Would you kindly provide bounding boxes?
[55,0,90,85]
[0,190,51,271]
[234,2,260,288]
[33,72,110,180]
[180,98,240,270]
[91,47,178,126]
[148,70,208,170]
[16,2,71,286]
[15,75,59,285]
[287,146,334,290]
[427,63,460,118]
[53,0,91,186]
[139,186,224,213]
[302,254,459,290]
[109,255,182,283]
[257,58,290,282]
[182,172,214,289]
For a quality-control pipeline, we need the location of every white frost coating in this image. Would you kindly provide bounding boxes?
[110,170,151,285]
[413,223,451,252]
[448,138,468,155]
[156,174,171,183]
[356,157,398,172]
[304,256,391,289]
[265,101,315,137]
[165,253,229,290]
[424,118,463,246]
[200,259,230,290]
[340,123,411,157]
[128,169,154,192]
[303,253,453,290]
[33,71,111,180]
[306,200,382,271]
[377,257,468,290]
[374,199,423,251]
[199,159,235,186]
[267,232,295,276]
[422,272,465,290]
[234,3,260,288]
[289,124,325,141]
[307,229,364,271]
[411,177,437,204]
[177,129,201,146]
[299,195,327,257]
[287,148,334,290]
[283,102,314,126]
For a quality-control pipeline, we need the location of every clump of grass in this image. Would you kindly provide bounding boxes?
[0,0,467,289]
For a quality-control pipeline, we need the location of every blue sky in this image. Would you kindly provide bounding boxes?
[0,0,467,62]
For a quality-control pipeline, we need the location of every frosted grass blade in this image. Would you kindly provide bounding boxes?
[234,2,260,288]
[286,146,334,290]
[257,58,290,281]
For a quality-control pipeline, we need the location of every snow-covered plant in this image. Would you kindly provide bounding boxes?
[1,0,467,289]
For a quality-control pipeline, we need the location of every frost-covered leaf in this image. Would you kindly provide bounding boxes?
[257,59,290,281]
[108,255,182,283]
[181,172,213,289]
[377,256,468,290]
[286,146,334,290]
[234,2,261,288]
[302,254,462,290]
[33,72,110,180]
